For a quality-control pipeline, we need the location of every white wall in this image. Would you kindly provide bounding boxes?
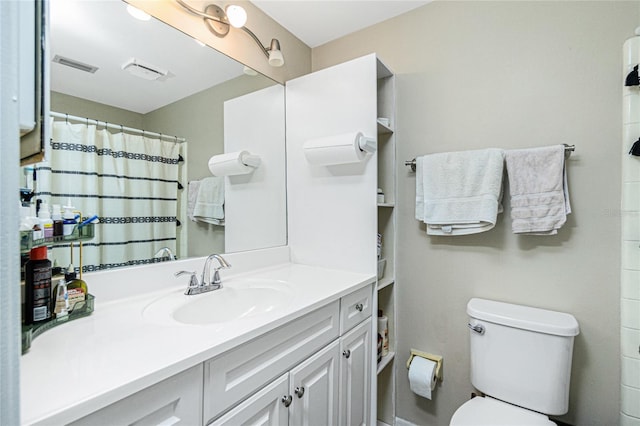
[224,84,287,252]
[622,34,640,425]
[286,54,378,275]
[313,2,640,425]
[1,2,21,424]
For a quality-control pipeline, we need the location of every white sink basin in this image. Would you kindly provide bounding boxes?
[143,278,292,326]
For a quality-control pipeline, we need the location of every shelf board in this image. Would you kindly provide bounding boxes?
[377,277,394,291]
[377,351,395,375]
[377,202,395,208]
[376,421,392,426]
[377,120,394,134]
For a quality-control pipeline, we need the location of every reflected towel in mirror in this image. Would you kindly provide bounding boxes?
[189,177,225,226]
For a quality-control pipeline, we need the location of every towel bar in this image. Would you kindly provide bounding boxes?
[405,144,576,172]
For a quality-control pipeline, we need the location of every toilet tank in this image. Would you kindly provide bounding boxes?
[467,298,580,416]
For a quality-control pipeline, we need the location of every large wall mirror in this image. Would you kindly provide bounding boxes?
[22,0,286,273]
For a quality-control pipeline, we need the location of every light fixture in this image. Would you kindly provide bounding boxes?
[225,5,247,28]
[126,4,151,21]
[175,0,285,67]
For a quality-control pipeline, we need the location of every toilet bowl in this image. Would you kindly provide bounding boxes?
[450,298,579,426]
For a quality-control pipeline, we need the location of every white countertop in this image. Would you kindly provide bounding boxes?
[20,251,375,425]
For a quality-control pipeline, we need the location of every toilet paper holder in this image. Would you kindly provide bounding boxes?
[406,348,443,382]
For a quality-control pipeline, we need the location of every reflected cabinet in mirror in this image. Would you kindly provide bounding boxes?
[22,0,286,272]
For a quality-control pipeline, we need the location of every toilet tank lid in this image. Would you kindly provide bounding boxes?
[467,298,579,337]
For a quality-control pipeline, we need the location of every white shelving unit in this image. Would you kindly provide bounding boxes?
[375,58,396,426]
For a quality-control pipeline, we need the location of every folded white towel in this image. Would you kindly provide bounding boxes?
[192,176,225,226]
[187,180,200,222]
[415,148,505,235]
[505,145,571,235]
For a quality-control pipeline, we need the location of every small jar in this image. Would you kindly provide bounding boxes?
[377,188,385,204]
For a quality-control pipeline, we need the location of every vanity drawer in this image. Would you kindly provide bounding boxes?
[340,284,372,333]
[203,301,340,423]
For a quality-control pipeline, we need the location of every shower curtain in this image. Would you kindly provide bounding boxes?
[38,120,182,273]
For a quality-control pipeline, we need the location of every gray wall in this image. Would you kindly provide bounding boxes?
[313,2,639,425]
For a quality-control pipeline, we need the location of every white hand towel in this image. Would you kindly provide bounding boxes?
[505,145,571,235]
[187,180,201,222]
[192,176,225,225]
[415,148,505,236]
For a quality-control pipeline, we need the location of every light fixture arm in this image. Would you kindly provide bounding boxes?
[175,0,227,24]
[174,0,284,66]
[241,26,270,58]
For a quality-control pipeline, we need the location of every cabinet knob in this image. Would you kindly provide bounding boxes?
[355,303,364,312]
[295,386,305,398]
[342,349,351,358]
[281,395,293,407]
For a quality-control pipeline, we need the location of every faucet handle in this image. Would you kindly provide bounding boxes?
[175,270,199,288]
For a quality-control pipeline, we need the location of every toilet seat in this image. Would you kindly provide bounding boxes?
[450,396,555,426]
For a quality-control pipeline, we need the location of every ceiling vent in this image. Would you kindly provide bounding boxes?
[121,58,168,81]
[52,55,99,73]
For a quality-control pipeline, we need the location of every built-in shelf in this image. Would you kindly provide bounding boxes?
[377,351,395,375]
[377,203,395,208]
[377,277,394,291]
[377,421,391,426]
[377,120,393,135]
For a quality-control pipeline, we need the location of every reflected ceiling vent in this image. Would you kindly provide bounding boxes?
[52,55,99,73]
[121,58,169,81]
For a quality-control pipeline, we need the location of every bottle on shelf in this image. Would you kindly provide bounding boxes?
[38,203,53,239]
[378,309,389,357]
[64,264,88,310]
[62,200,77,236]
[51,204,63,237]
[24,246,52,325]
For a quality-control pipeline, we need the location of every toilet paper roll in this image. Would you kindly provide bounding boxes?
[208,151,254,176]
[303,131,367,166]
[408,356,438,400]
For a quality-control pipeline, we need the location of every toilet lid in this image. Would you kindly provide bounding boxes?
[450,397,555,426]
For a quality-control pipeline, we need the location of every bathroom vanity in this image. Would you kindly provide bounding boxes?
[20,248,375,425]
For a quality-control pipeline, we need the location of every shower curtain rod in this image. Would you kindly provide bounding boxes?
[50,111,186,143]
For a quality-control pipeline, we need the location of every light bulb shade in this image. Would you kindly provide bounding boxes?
[267,39,284,67]
[268,50,284,67]
[126,4,151,21]
[225,5,247,28]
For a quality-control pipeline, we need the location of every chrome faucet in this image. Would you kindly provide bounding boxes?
[202,254,231,288]
[175,254,231,296]
[154,247,177,261]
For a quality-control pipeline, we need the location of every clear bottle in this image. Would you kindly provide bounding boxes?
[64,264,88,310]
[52,278,69,318]
[38,203,53,239]
[24,246,52,324]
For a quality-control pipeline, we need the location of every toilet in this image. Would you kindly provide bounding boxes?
[450,298,580,426]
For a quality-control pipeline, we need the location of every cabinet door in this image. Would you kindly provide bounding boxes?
[69,364,203,426]
[209,373,289,426]
[289,340,340,426]
[339,318,372,426]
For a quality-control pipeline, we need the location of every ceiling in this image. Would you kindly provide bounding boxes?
[50,0,246,114]
[50,0,429,114]
[251,1,430,48]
